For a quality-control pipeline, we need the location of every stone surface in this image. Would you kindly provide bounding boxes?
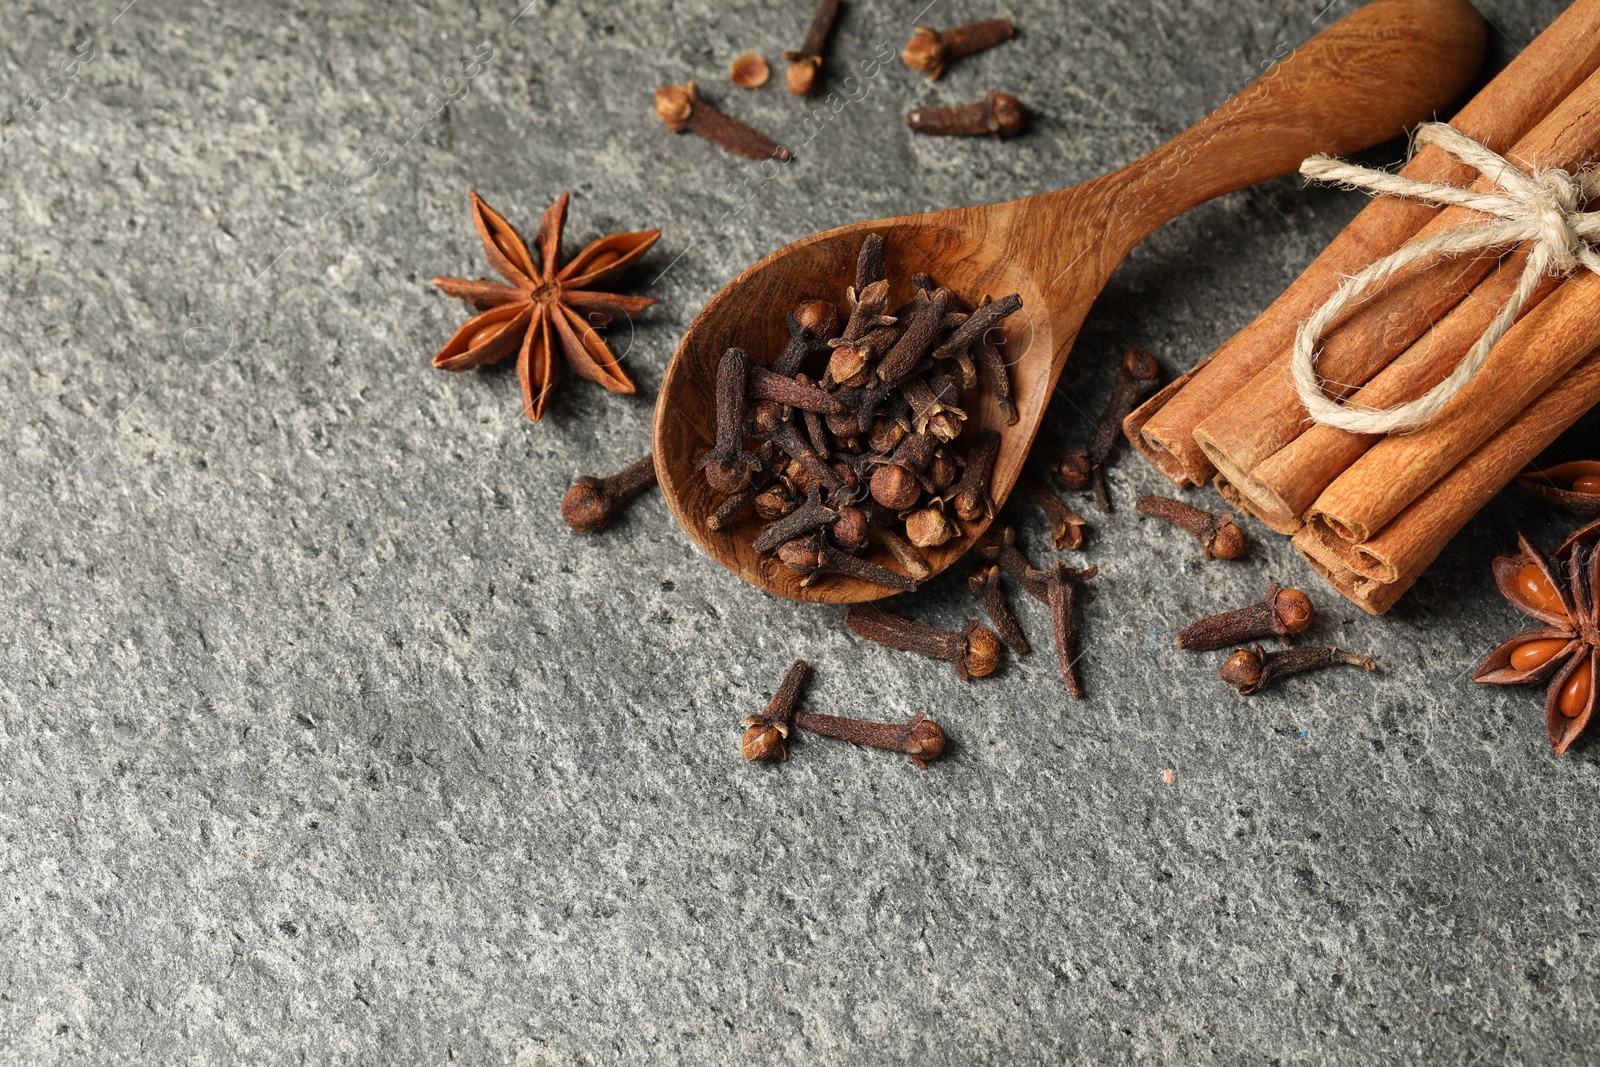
[0,0,1595,1063]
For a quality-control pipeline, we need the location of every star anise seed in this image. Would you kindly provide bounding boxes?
[1475,533,1600,754]
[431,191,660,421]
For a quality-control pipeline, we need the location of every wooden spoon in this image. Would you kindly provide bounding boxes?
[653,0,1485,602]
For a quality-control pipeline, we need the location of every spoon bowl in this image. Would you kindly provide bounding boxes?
[654,0,1487,602]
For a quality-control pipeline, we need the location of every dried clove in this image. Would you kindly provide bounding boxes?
[845,605,1001,681]
[854,233,887,294]
[655,82,791,160]
[729,51,771,89]
[1177,583,1315,651]
[951,428,1001,523]
[933,293,1022,364]
[709,483,761,531]
[747,364,842,413]
[878,528,932,581]
[870,432,936,511]
[906,92,1025,139]
[753,485,837,552]
[793,709,947,768]
[875,288,953,388]
[1027,477,1087,551]
[740,659,808,761]
[1219,645,1377,695]
[975,524,1046,603]
[901,19,1016,81]
[784,0,840,96]
[698,349,763,493]
[904,503,958,548]
[773,300,838,377]
[781,537,918,591]
[770,419,844,494]
[1053,448,1092,492]
[1083,348,1160,513]
[1027,562,1097,698]
[969,564,1029,655]
[1137,495,1246,560]
[974,332,1018,426]
[560,452,658,533]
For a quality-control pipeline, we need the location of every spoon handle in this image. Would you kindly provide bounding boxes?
[1017,0,1485,290]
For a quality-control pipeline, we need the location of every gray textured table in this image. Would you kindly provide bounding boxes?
[3,0,1595,1062]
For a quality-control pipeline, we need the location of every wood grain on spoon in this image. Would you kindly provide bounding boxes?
[654,0,1486,603]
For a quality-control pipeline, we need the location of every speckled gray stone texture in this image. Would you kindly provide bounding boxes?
[1,0,1595,1062]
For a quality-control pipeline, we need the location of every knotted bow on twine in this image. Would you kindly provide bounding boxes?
[1292,122,1600,434]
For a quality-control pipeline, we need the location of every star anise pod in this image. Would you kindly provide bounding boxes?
[431,191,660,421]
[1474,533,1599,754]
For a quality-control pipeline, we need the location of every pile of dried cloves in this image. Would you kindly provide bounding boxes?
[695,232,1022,593]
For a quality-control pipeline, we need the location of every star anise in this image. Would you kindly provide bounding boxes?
[431,191,660,421]
[1475,533,1599,754]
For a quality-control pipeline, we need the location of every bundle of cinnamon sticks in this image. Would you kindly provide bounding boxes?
[1123,0,1600,614]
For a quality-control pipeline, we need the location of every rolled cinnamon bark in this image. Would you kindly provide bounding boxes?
[1125,0,1600,488]
[1192,69,1600,495]
[1236,247,1565,530]
[1310,271,1600,544]
[1293,341,1600,614]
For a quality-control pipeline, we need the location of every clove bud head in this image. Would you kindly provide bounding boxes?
[1208,519,1247,560]
[1219,647,1268,694]
[730,51,771,89]
[740,722,788,762]
[871,464,921,511]
[963,624,1002,679]
[905,505,956,548]
[559,479,612,533]
[654,84,695,129]
[1272,588,1315,635]
[1054,449,1093,491]
[905,713,948,765]
[794,298,840,339]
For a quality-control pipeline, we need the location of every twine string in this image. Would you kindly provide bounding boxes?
[1291,122,1600,434]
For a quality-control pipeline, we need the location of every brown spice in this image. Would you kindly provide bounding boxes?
[1136,495,1246,560]
[951,428,1001,523]
[1027,477,1088,551]
[1053,448,1093,492]
[432,191,658,421]
[1515,460,1600,518]
[729,51,771,89]
[1027,562,1097,698]
[793,710,948,768]
[975,524,1046,603]
[1083,348,1161,512]
[901,19,1015,81]
[1219,645,1376,695]
[906,93,1025,139]
[655,82,791,160]
[697,348,763,493]
[1176,583,1314,651]
[845,605,1000,681]
[968,564,1029,655]
[1474,533,1600,754]
[740,659,809,762]
[784,0,840,95]
[560,453,658,533]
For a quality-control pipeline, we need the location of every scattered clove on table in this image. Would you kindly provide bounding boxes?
[560,453,658,533]
[1177,583,1314,651]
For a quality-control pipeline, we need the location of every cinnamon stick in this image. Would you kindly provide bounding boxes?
[1293,341,1600,614]
[1196,69,1600,505]
[1235,247,1565,531]
[1124,0,1600,488]
[1192,69,1600,494]
[1309,272,1600,544]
